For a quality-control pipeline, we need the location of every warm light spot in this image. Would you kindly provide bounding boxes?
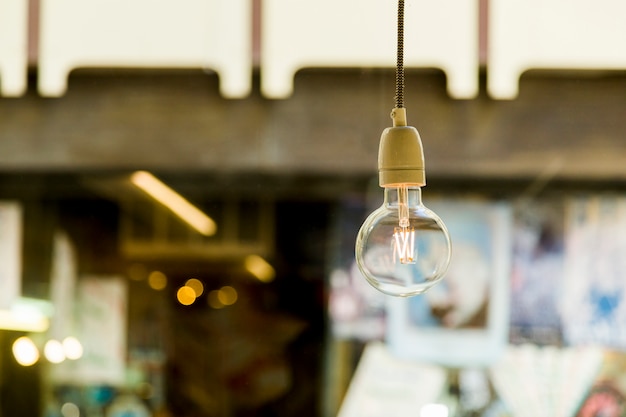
[148,271,167,291]
[44,339,66,363]
[420,404,449,417]
[218,286,238,306]
[0,307,50,332]
[177,286,196,306]
[244,255,276,283]
[208,290,224,309]
[185,278,204,298]
[393,226,417,264]
[130,170,217,236]
[61,402,80,417]
[12,337,39,366]
[137,382,154,400]
[62,337,83,360]
[128,263,148,281]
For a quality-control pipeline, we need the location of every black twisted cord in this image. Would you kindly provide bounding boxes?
[395,0,405,109]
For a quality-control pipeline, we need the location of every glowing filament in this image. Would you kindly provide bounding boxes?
[393,226,416,264]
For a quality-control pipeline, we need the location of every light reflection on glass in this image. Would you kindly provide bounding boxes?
[148,271,168,291]
[177,286,196,306]
[12,336,39,366]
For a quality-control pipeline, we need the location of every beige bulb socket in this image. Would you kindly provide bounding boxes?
[378,107,426,187]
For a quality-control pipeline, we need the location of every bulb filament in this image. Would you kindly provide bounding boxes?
[393,184,416,264]
[393,226,416,264]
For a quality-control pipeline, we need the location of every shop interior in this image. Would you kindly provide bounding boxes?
[1,1,626,416]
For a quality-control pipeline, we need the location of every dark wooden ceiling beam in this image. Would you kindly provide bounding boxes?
[0,68,624,181]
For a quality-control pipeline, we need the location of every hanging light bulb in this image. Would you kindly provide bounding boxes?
[355,0,451,297]
[355,108,451,296]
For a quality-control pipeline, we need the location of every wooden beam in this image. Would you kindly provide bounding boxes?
[0,69,625,181]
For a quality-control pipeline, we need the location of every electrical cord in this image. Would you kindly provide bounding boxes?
[395,0,405,109]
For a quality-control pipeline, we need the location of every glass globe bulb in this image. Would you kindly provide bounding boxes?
[355,185,451,297]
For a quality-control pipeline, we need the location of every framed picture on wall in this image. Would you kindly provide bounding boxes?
[0,201,22,310]
[561,195,626,349]
[386,199,512,367]
[509,198,565,346]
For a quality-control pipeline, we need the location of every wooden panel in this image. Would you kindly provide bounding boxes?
[0,69,624,181]
[488,0,626,99]
[261,0,479,99]
[0,0,29,96]
[37,0,252,98]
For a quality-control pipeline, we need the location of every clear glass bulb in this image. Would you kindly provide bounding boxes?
[355,185,451,297]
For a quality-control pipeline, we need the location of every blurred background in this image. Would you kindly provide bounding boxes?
[1,0,626,416]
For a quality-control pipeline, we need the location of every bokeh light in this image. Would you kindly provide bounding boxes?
[148,271,168,291]
[208,286,239,309]
[61,402,80,417]
[127,263,148,281]
[244,255,275,283]
[218,286,238,306]
[137,382,154,400]
[12,336,39,366]
[420,403,449,417]
[44,339,66,363]
[185,278,204,297]
[177,286,196,306]
[62,337,83,360]
[208,290,224,309]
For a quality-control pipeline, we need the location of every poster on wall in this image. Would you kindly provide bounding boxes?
[509,199,565,345]
[386,200,512,367]
[561,196,626,349]
[48,230,78,340]
[53,276,128,385]
[0,201,22,310]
